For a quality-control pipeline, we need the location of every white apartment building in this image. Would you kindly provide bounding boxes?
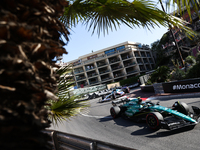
[66,41,155,88]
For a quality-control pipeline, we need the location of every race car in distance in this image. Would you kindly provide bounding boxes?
[110,97,200,130]
[99,87,129,103]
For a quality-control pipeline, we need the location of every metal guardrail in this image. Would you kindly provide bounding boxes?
[44,130,136,150]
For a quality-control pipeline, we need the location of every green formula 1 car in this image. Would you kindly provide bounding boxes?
[110,97,200,130]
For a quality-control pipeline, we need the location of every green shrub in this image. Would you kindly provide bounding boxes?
[120,75,142,86]
[170,68,185,80]
[148,66,170,83]
[185,62,200,79]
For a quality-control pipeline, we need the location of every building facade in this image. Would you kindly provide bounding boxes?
[162,8,200,58]
[66,41,155,88]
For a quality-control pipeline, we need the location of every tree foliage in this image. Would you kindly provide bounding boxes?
[0,0,69,149]
[185,52,200,78]
[46,65,89,126]
[147,66,171,84]
[61,0,196,37]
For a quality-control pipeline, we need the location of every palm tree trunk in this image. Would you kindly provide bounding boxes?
[0,0,69,149]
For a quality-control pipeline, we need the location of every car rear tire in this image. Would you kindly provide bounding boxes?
[125,87,130,93]
[146,112,163,130]
[110,106,121,119]
[112,93,116,99]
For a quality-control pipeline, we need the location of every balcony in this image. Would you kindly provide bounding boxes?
[112,65,122,71]
[126,70,137,74]
[113,73,124,78]
[101,77,112,81]
[134,52,140,57]
[149,59,153,63]
[124,62,136,67]
[146,54,151,57]
[109,58,120,64]
[97,63,107,67]
[76,77,86,81]
[90,80,99,85]
[85,66,95,71]
[74,70,84,74]
[99,69,110,74]
[87,73,98,78]
[137,61,143,64]
[121,55,133,60]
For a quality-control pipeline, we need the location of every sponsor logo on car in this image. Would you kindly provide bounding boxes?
[168,122,180,126]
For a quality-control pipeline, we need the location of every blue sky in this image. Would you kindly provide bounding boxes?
[62,1,171,63]
[62,24,168,63]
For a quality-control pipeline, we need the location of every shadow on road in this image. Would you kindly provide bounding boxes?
[98,115,113,122]
[99,116,150,128]
[131,125,195,137]
[145,126,195,138]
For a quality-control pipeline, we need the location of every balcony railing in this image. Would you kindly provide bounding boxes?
[101,77,112,81]
[121,55,133,60]
[124,62,136,67]
[87,73,98,78]
[149,60,153,63]
[73,63,82,67]
[99,69,110,74]
[109,59,120,64]
[74,70,84,74]
[114,73,124,78]
[97,63,107,67]
[112,65,122,71]
[76,77,86,81]
[89,80,99,85]
[147,54,151,57]
[85,66,95,71]
[127,70,137,74]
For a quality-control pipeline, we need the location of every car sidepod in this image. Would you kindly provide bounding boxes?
[149,105,198,130]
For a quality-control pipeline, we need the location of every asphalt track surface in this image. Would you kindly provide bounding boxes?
[50,88,200,150]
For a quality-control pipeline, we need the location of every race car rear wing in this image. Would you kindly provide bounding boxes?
[192,106,200,116]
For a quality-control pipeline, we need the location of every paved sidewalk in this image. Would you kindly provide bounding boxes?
[128,88,200,100]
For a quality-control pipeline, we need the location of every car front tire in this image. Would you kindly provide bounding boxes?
[146,112,163,130]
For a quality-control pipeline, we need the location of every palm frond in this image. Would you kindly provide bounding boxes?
[46,64,89,126]
[61,0,197,38]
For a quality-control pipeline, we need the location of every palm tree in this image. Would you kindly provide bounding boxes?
[0,0,199,149]
[0,0,69,149]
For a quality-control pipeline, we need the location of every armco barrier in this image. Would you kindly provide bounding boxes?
[43,130,136,150]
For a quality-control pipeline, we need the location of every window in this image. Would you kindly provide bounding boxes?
[116,45,125,51]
